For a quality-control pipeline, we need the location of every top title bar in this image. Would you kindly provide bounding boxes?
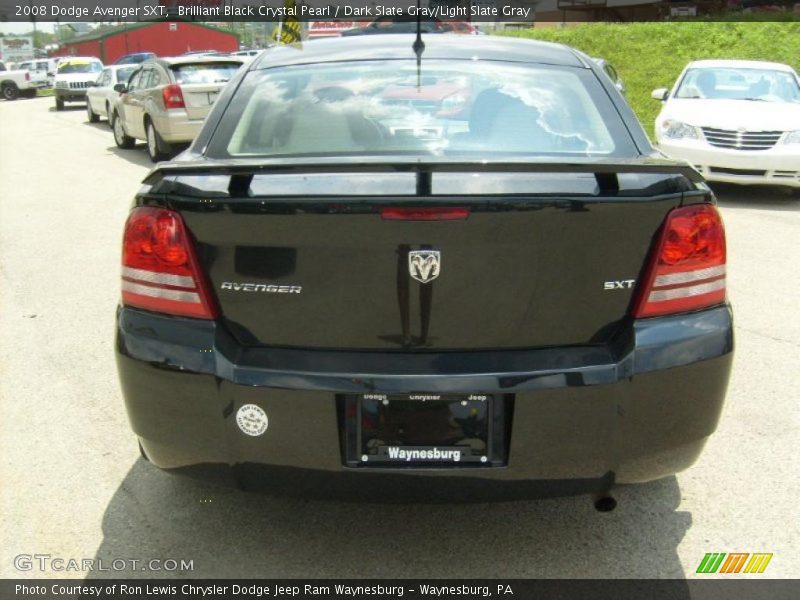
[1,0,799,23]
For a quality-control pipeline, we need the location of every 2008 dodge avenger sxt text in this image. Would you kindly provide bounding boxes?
[115,35,733,501]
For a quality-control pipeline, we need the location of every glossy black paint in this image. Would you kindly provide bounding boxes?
[117,305,732,394]
[117,304,733,498]
[175,191,687,350]
[137,164,701,352]
[116,35,734,498]
[249,35,585,69]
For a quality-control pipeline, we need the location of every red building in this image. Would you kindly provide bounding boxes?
[53,21,239,64]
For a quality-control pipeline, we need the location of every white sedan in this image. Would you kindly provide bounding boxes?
[86,64,138,125]
[652,59,800,194]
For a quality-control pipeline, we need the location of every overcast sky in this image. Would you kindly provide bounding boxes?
[0,22,58,35]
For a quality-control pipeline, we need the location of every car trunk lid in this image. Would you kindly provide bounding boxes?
[143,159,702,351]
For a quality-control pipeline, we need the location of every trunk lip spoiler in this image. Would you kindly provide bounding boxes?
[143,156,704,186]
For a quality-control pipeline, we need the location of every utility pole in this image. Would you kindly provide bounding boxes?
[29,0,38,54]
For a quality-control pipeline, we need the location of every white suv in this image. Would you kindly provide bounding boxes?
[53,57,104,111]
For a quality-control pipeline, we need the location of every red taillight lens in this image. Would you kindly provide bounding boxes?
[381,207,470,221]
[121,207,217,319]
[25,72,30,81]
[633,204,726,318]
[162,84,185,109]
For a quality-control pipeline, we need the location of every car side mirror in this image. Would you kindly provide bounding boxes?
[114,83,127,93]
[651,88,669,101]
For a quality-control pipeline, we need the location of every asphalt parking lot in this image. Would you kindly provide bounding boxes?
[0,96,798,579]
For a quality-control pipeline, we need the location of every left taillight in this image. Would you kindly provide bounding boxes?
[162,84,185,109]
[632,204,727,318]
[121,207,218,319]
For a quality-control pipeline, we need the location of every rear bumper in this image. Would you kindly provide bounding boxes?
[116,305,733,499]
[150,109,204,144]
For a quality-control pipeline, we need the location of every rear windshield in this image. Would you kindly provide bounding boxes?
[57,60,102,74]
[211,59,636,159]
[170,63,241,85]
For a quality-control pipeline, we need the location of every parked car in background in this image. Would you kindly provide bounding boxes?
[233,49,262,57]
[111,56,242,161]
[440,21,480,34]
[592,57,626,95]
[14,59,55,88]
[114,52,156,65]
[307,21,364,38]
[341,17,449,36]
[653,59,800,194]
[230,50,261,65]
[181,50,217,56]
[0,62,38,100]
[86,64,138,124]
[116,36,733,501]
[54,57,104,111]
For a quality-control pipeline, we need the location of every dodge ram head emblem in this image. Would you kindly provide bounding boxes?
[408,250,441,284]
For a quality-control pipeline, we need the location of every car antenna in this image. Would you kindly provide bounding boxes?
[413,0,425,90]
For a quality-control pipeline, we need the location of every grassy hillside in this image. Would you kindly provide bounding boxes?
[498,22,800,138]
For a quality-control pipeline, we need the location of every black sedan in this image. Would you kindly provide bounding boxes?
[116,35,733,502]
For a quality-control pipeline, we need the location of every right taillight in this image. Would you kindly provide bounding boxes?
[162,84,185,109]
[632,204,726,318]
[121,207,217,319]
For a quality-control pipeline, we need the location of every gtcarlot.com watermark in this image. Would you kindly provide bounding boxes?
[14,553,194,573]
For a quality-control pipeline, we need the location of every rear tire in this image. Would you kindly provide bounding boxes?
[138,441,150,462]
[2,83,19,101]
[86,100,99,123]
[55,97,64,111]
[112,112,135,149]
[146,120,171,162]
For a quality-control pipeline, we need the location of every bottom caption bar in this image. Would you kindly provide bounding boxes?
[2,580,798,600]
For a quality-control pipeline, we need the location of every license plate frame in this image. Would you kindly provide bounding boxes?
[343,393,507,468]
